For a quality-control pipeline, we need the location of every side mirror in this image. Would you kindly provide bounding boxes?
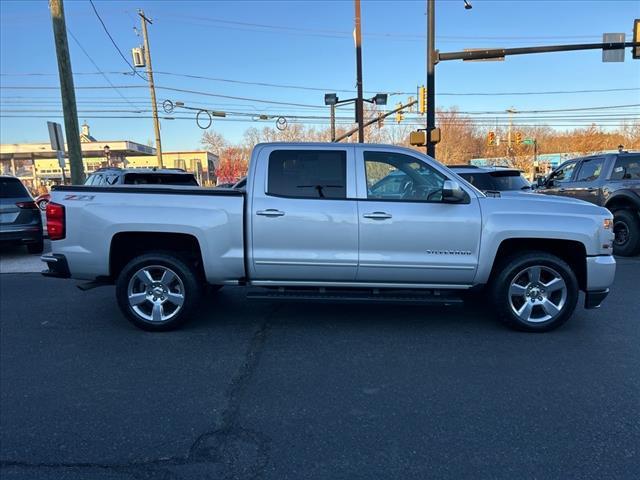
[442,180,465,203]
[536,177,546,188]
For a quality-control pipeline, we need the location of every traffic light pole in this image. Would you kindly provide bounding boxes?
[354,0,365,143]
[426,0,436,157]
[437,41,639,62]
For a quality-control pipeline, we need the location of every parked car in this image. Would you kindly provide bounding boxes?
[35,193,51,211]
[448,165,532,194]
[536,151,640,256]
[0,175,44,253]
[42,143,615,333]
[33,169,199,211]
[85,167,199,187]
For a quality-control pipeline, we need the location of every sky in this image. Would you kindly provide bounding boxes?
[1,0,639,151]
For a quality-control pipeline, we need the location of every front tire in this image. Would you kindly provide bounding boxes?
[612,209,640,257]
[490,252,579,332]
[116,252,202,331]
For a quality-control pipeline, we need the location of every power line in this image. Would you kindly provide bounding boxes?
[88,0,146,81]
[67,29,139,109]
[2,71,639,98]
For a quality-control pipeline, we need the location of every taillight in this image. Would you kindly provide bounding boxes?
[16,201,38,209]
[46,202,66,240]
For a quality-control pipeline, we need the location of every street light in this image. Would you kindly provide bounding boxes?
[324,92,388,141]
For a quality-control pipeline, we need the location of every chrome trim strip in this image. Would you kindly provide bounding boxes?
[40,255,58,263]
[359,263,475,270]
[255,260,358,267]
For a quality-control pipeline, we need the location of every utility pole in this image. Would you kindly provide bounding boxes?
[426,0,436,157]
[330,104,336,142]
[354,0,365,143]
[49,0,84,184]
[139,10,163,167]
[507,107,516,155]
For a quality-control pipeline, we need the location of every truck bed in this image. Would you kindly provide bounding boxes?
[47,185,246,283]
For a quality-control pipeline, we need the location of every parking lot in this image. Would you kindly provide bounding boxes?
[0,248,638,479]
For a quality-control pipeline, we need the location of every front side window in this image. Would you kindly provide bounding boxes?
[611,155,640,180]
[267,150,347,199]
[575,158,604,182]
[551,161,578,184]
[365,151,446,201]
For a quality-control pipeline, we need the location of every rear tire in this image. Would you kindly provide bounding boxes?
[612,209,640,257]
[490,251,579,332]
[116,252,202,331]
[27,238,44,254]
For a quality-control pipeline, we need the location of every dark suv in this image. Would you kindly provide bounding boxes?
[448,165,532,194]
[0,176,44,253]
[536,151,640,256]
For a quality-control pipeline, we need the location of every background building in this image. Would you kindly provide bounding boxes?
[0,123,218,192]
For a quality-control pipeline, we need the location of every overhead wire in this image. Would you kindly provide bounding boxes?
[88,0,147,82]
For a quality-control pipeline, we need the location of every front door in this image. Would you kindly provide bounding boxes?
[250,147,359,282]
[570,157,604,205]
[543,160,580,198]
[356,149,481,285]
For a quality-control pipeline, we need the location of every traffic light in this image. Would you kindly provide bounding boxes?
[487,131,496,146]
[418,86,426,114]
[515,131,523,144]
[395,103,404,124]
[634,19,640,60]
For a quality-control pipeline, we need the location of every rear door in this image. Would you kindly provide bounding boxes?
[355,148,481,285]
[249,146,359,282]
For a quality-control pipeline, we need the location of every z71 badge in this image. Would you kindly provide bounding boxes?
[63,194,95,201]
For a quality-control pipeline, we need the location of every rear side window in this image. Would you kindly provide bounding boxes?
[575,158,604,182]
[611,155,640,180]
[0,177,28,198]
[267,150,347,199]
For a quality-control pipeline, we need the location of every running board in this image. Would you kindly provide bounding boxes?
[246,288,464,306]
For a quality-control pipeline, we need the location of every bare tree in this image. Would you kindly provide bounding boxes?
[201,130,227,155]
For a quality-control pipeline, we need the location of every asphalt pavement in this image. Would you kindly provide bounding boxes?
[0,257,639,479]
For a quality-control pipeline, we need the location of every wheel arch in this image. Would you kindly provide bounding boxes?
[109,232,204,281]
[488,238,587,291]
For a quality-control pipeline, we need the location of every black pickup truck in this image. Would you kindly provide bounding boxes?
[536,151,640,256]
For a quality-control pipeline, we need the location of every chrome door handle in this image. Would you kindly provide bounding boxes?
[587,187,597,192]
[558,188,566,192]
[363,212,392,220]
[256,209,285,217]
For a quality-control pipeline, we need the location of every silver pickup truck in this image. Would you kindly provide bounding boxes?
[42,143,616,332]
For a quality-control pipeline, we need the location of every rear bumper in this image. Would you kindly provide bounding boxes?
[0,225,42,244]
[40,254,70,278]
